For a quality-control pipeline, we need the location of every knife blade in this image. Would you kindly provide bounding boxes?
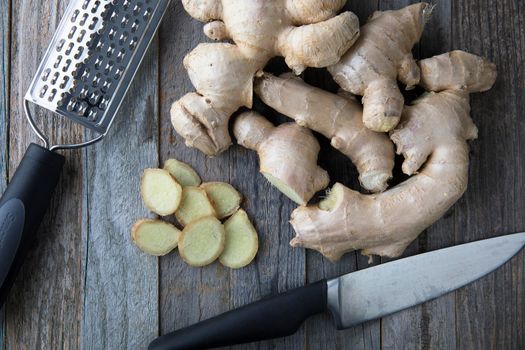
[149,232,525,350]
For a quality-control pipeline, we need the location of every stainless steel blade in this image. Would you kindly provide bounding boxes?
[327,232,525,329]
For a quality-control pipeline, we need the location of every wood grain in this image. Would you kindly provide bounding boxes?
[6,1,84,348]
[81,38,161,350]
[1,0,524,349]
[452,0,525,349]
[157,3,232,342]
[303,2,382,349]
[380,1,458,349]
[0,0,10,348]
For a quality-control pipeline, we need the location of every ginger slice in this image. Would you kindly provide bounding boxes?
[201,182,242,219]
[175,187,216,226]
[219,209,259,269]
[131,219,181,256]
[141,168,182,216]
[179,216,225,267]
[163,158,202,187]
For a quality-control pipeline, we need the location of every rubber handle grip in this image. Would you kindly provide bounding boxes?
[148,279,328,350]
[0,143,65,307]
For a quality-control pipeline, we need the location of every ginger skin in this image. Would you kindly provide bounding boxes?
[328,3,431,132]
[291,51,497,261]
[172,0,360,156]
[254,73,395,192]
[234,111,329,205]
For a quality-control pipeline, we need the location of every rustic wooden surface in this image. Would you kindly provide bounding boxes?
[1,0,524,349]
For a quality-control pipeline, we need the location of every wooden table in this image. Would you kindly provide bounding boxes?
[1,1,524,349]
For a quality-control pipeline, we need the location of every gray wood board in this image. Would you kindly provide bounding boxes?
[6,1,84,348]
[0,0,10,348]
[380,1,457,349]
[1,0,524,349]
[81,37,161,350]
[452,0,525,348]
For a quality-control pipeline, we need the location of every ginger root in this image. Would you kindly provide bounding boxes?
[291,51,497,261]
[131,220,181,256]
[254,73,394,192]
[328,3,431,132]
[234,111,329,205]
[172,0,360,155]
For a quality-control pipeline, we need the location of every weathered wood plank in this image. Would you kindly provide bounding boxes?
[81,38,160,350]
[381,1,458,349]
[158,3,307,349]
[5,1,84,348]
[157,4,232,343]
[303,1,382,349]
[452,0,525,349]
[0,0,10,348]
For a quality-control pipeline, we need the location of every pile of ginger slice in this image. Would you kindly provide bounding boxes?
[169,1,497,261]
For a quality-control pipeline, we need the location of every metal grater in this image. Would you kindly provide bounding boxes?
[24,0,171,150]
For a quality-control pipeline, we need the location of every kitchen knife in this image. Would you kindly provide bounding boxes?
[149,232,525,350]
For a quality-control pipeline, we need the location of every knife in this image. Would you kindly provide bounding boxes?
[149,232,525,350]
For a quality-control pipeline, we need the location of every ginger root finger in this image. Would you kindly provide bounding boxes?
[418,50,498,93]
[291,52,496,261]
[254,73,394,192]
[234,111,329,205]
[328,2,431,132]
[173,1,359,156]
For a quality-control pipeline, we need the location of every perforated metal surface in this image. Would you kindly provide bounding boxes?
[25,0,170,134]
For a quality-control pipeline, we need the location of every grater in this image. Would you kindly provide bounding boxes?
[0,0,171,307]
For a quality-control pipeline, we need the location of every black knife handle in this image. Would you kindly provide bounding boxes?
[149,279,328,350]
[0,143,65,307]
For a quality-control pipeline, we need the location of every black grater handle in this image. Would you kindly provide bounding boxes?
[0,143,65,307]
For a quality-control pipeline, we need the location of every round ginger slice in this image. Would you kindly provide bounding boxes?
[179,216,225,267]
[163,158,202,187]
[141,168,182,216]
[175,187,216,226]
[131,219,181,256]
[219,209,259,269]
[201,182,242,219]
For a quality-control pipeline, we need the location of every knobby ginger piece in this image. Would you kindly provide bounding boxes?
[254,73,394,192]
[291,51,496,261]
[201,182,242,219]
[175,187,216,226]
[328,3,431,132]
[171,0,360,155]
[141,168,182,216]
[179,216,226,267]
[234,111,329,205]
[220,209,259,269]
[131,219,181,256]
[164,158,202,187]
